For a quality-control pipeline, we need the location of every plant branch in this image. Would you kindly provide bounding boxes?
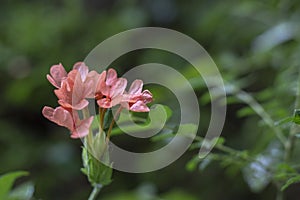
[285,68,300,161]
[232,87,286,145]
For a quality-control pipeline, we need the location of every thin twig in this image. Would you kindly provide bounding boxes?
[285,67,300,161]
[230,85,286,145]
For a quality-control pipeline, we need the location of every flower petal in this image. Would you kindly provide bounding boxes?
[53,107,74,130]
[106,68,117,85]
[47,63,67,88]
[73,62,89,81]
[55,69,90,110]
[71,116,94,138]
[86,70,102,98]
[128,79,143,95]
[42,106,74,130]
[42,106,55,120]
[111,78,127,98]
[130,101,150,112]
[141,90,153,103]
[58,99,89,110]
[111,95,123,107]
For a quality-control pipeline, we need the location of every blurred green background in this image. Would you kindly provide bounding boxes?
[1,0,300,199]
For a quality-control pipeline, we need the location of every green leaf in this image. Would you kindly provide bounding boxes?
[274,110,300,127]
[8,182,34,200]
[275,111,300,126]
[226,96,241,105]
[176,124,198,139]
[199,155,213,171]
[189,141,203,150]
[273,164,297,182]
[151,124,198,143]
[215,137,226,145]
[185,154,213,172]
[199,92,211,105]
[150,129,174,142]
[277,163,297,174]
[274,117,294,126]
[185,156,201,172]
[161,105,173,121]
[0,171,29,200]
[111,105,172,137]
[237,107,255,117]
[281,175,300,191]
[201,137,225,150]
[293,109,300,125]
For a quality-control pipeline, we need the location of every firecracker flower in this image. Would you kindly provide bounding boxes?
[42,62,153,139]
[42,62,153,200]
[96,68,128,109]
[121,79,153,112]
[42,106,93,138]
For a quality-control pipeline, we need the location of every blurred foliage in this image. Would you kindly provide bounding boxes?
[0,171,34,200]
[1,0,300,199]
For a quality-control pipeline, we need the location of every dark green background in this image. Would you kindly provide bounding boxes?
[1,0,300,199]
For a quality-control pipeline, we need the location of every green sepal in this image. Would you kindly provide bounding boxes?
[103,109,113,131]
[81,147,113,187]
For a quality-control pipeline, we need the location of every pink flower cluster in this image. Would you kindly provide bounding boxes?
[42,62,153,138]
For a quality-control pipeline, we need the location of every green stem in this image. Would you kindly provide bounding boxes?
[284,68,300,161]
[279,68,300,200]
[235,90,286,145]
[106,118,115,143]
[88,185,102,200]
[226,83,286,144]
[82,107,90,119]
[106,107,122,143]
[276,188,284,200]
[82,107,93,151]
[100,108,106,131]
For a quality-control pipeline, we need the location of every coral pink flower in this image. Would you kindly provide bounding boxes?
[42,106,93,138]
[122,80,153,112]
[96,69,127,108]
[73,62,106,99]
[46,63,68,88]
[53,62,101,110]
[43,61,153,140]
[92,70,106,99]
[54,70,93,110]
